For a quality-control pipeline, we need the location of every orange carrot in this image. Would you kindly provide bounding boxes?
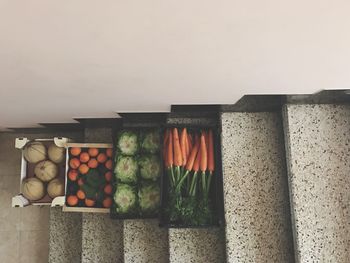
[208,130,215,173]
[200,133,207,172]
[204,131,209,152]
[187,133,193,154]
[173,128,182,166]
[193,144,201,172]
[185,139,200,171]
[180,128,187,165]
[185,135,190,159]
[167,130,173,167]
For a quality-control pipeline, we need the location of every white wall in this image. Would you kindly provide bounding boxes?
[1,0,350,128]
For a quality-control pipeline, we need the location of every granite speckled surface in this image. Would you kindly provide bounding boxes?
[169,228,226,263]
[283,104,350,262]
[221,112,294,262]
[123,219,169,263]
[81,127,124,263]
[49,208,82,263]
[81,213,124,263]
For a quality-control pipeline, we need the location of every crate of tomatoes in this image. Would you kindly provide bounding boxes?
[63,143,114,213]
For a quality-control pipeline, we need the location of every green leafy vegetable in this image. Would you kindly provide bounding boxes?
[85,169,105,188]
[114,184,137,213]
[117,131,139,155]
[81,184,96,199]
[139,155,161,181]
[138,183,160,213]
[115,156,138,184]
[141,130,160,153]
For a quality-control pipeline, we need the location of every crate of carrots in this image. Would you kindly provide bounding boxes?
[63,143,114,213]
[160,126,224,227]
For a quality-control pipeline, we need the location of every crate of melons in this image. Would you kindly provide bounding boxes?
[63,143,114,213]
[12,137,69,207]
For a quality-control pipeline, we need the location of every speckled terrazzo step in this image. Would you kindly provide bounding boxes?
[81,213,124,263]
[81,127,124,263]
[48,208,82,263]
[283,104,350,262]
[123,219,169,263]
[221,112,294,262]
[168,228,226,263]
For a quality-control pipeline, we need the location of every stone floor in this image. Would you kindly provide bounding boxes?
[0,131,82,263]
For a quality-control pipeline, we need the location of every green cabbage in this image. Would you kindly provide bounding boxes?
[141,130,160,153]
[114,184,137,214]
[114,156,138,184]
[139,155,161,181]
[117,131,139,155]
[138,183,160,213]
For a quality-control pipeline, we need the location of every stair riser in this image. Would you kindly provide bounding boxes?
[221,112,294,262]
[283,104,350,262]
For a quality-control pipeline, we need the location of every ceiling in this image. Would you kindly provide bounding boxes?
[1,0,350,129]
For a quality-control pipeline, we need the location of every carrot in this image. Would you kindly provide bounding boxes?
[167,130,173,167]
[173,128,182,166]
[185,135,190,159]
[185,139,200,171]
[193,144,201,172]
[189,138,201,195]
[187,133,193,155]
[200,133,207,172]
[204,131,209,153]
[180,128,187,166]
[208,130,215,173]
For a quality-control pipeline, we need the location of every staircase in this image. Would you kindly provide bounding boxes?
[44,92,350,262]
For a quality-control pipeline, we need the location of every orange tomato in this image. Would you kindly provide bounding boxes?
[105,171,112,182]
[79,164,89,174]
[104,184,113,195]
[80,152,90,163]
[67,195,78,206]
[77,178,84,186]
[106,148,113,158]
[97,153,107,163]
[103,197,112,208]
[69,158,80,169]
[68,169,79,181]
[70,147,81,156]
[88,148,99,157]
[88,158,98,168]
[85,198,95,207]
[77,189,86,200]
[105,159,113,170]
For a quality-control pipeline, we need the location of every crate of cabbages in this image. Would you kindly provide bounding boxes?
[111,129,162,219]
[63,143,114,213]
[12,137,69,207]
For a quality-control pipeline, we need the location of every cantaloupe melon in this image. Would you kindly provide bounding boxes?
[23,142,47,163]
[47,178,64,198]
[48,144,65,164]
[22,177,45,201]
[34,160,58,182]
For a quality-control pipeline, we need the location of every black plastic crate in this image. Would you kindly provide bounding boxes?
[159,124,225,228]
[110,119,164,220]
